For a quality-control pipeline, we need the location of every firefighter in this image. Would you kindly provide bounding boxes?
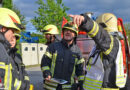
[41,22,85,90]
[41,24,61,45]
[69,13,127,90]
[0,8,32,90]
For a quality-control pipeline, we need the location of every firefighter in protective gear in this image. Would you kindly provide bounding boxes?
[0,8,32,90]
[69,13,126,90]
[41,22,85,90]
[41,24,61,45]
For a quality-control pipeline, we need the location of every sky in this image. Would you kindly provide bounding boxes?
[13,0,130,32]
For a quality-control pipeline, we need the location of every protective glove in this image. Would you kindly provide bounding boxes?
[43,70,52,78]
[78,81,84,90]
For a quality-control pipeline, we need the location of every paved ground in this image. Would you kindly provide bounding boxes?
[26,66,43,90]
[26,66,130,90]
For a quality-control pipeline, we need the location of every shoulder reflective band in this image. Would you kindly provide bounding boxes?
[14,79,22,90]
[24,76,30,81]
[41,66,50,72]
[88,21,99,38]
[44,51,52,59]
[76,58,85,65]
[103,35,114,55]
[0,62,6,69]
[78,75,84,81]
[4,64,12,90]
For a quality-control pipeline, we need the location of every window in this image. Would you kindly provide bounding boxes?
[24,47,28,51]
[40,47,43,51]
[32,47,35,51]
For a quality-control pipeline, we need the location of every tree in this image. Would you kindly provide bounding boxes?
[12,5,27,27]
[31,0,70,33]
[124,23,130,44]
[2,0,13,9]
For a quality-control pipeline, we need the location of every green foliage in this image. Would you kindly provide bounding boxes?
[31,0,70,33]
[31,32,46,43]
[12,5,27,27]
[2,0,13,9]
[124,23,130,44]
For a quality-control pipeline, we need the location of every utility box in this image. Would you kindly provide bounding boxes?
[37,43,47,64]
[20,43,47,66]
[21,43,38,65]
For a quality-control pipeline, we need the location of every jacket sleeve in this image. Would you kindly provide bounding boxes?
[14,53,31,90]
[75,46,85,81]
[79,14,119,62]
[41,44,54,78]
[0,43,12,89]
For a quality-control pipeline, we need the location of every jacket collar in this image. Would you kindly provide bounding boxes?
[61,39,74,48]
[0,33,11,50]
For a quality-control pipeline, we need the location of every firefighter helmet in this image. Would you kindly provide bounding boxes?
[41,24,59,35]
[62,22,78,35]
[0,8,24,34]
[96,13,118,32]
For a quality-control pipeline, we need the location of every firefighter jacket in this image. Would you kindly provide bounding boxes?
[0,33,30,90]
[79,14,126,89]
[41,39,85,90]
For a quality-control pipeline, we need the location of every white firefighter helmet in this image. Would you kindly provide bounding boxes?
[96,13,118,32]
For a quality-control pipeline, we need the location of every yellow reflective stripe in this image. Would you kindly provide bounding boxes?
[101,88,119,90]
[45,80,58,87]
[41,66,50,72]
[103,35,114,55]
[71,58,77,84]
[78,75,84,81]
[118,25,122,32]
[88,21,99,37]
[86,58,93,71]
[76,58,85,65]
[24,76,30,81]
[0,62,6,69]
[83,77,102,90]
[44,84,56,90]
[4,64,12,90]
[50,52,57,77]
[116,75,125,86]
[62,84,71,89]
[83,84,100,90]
[45,51,52,59]
[14,79,22,90]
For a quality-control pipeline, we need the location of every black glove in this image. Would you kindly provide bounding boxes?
[78,81,84,90]
[43,70,52,78]
[71,83,78,90]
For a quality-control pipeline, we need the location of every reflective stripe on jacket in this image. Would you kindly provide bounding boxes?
[79,14,126,89]
[41,39,85,89]
[0,36,30,90]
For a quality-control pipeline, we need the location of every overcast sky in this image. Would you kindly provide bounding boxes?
[13,0,130,31]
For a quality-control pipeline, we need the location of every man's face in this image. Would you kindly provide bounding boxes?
[63,29,76,41]
[1,27,16,48]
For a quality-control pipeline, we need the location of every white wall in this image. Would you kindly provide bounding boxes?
[21,43,47,66]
